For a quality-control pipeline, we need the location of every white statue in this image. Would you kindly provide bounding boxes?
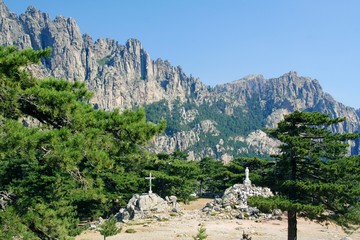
[243,167,251,185]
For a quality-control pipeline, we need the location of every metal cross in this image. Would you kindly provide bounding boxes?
[145,172,156,194]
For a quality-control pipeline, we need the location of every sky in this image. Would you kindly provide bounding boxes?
[4,0,360,108]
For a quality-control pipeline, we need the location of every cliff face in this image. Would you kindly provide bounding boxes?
[214,72,359,132]
[0,2,209,110]
[1,1,359,160]
[148,72,360,160]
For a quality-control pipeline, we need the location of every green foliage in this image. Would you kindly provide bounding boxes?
[0,46,165,239]
[0,45,51,119]
[248,195,324,216]
[226,157,275,187]
[144,96,268,159]
[0,207,39,240]
[96,55,111,66]
[124,228,136,233]
[198,157,229,195]
[144,99,191,136]
[197,157,275,197]
[193,224,207,240]
[250,110,360,239]
[194,98,265,137]
[99,217,121,240]
[6,47,358,240]
[150,152,200,203]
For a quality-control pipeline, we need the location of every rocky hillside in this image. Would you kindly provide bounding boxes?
[1,1,359,160]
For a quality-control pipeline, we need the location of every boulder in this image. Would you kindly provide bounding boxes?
[116,193,180,222]
[202,183,274,219]
[222,183,273,209]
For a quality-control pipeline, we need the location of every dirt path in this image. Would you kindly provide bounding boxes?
[76,198,359,240]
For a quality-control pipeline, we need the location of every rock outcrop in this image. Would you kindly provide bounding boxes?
[202,183,275,219]
[1,1,359,160]
[221,184,273,208]
[202,168,277,219]
[116,193,179,222]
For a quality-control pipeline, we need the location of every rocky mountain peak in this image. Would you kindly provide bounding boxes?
[0,2,28,48]
[24,5,41,17]
[282,70,298,79]
[242,74,265,81]
[0,0,14,18]
[1,1,359,160]
[125,38,142,49]
[0,2,209,109]
[0,0,9,16]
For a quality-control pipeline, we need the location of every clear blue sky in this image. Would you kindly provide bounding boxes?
[4,0,360,108]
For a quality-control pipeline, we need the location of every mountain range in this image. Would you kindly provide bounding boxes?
[1,0,359,161]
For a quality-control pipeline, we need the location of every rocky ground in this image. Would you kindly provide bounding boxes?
[75,198,359,240]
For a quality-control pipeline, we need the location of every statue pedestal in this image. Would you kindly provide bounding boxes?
[243,179,251,186]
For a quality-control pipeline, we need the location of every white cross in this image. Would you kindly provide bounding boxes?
[145,172,156,194]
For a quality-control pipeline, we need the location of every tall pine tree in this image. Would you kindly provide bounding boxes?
[249,110,360,240]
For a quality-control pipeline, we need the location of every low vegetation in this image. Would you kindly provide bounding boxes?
[193,224,207,240]
[99,217,121,240]
[124,228,136,233]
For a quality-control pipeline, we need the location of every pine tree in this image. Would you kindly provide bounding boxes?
[193,224,207,240]
[0,46,165,239]
[99,217,121,240]
[248,110,360,240]
[198,157,229,195]
[150,152,200,203]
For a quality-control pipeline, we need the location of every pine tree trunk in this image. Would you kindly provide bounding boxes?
[288,147,297,240]
[287,210,297,240]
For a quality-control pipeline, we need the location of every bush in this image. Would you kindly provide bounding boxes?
[193,224,207,240]
[125,228,136,233]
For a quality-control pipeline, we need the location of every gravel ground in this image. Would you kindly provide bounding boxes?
[76,198,359,240]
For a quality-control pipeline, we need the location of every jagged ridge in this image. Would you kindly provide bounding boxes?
[1,1,359,160]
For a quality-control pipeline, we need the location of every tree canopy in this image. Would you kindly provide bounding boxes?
[0,46,167,239]
[248,110,360,240]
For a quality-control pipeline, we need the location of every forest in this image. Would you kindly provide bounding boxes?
[0,46,359,240]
